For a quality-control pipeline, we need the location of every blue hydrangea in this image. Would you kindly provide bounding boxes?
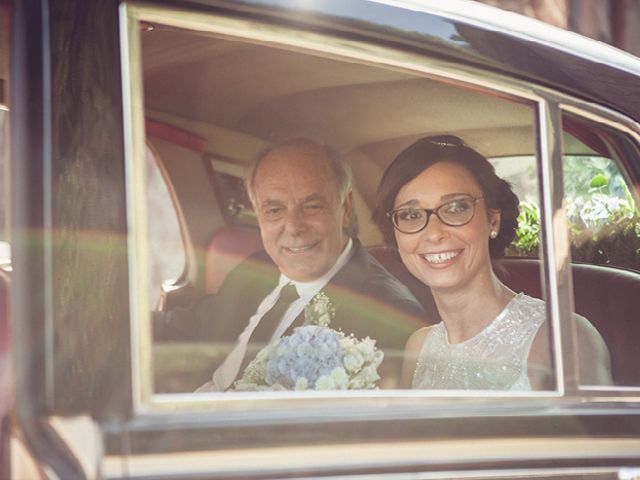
[265,325,341,388]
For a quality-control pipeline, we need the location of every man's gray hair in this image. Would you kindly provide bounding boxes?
[246,139,358,237]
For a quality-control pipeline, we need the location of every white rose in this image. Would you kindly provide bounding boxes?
[330,367,348,388]
[315,375,336,390]
[295,377,309,390]
[373,350,384,366]
[343,352,364,372]
[361,364,380,383]
[356,338,376,354]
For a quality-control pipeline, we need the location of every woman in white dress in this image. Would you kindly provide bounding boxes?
[374,135,612,390]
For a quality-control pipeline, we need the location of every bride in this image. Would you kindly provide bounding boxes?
[374,135,612,390]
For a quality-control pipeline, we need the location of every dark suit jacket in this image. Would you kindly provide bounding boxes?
[155,240,432,386]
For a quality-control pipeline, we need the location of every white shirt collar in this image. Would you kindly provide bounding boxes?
[279,237,354,302]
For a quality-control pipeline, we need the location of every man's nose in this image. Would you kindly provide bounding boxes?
[283,207,307,235]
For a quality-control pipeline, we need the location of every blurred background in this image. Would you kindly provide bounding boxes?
[477,0,640,57]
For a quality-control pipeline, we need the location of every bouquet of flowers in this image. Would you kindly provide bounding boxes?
[232,292,384,391]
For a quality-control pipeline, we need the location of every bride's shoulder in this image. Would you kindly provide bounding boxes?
[404,324,438,354]
[401,325,439,388]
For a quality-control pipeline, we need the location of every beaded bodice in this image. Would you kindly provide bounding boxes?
[412,293,545,391]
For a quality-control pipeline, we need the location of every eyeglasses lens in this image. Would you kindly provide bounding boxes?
[392,198,476,232]
[439,199,475,225]
[393,209,427,232]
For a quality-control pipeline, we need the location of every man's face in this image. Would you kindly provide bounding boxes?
[252,145,352,282]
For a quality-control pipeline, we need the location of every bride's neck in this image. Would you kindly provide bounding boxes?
[433,274,514,344]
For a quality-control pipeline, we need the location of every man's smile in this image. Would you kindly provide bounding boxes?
[283,242,320,254]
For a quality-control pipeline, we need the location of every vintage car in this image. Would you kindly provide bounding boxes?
[2,0,640,478]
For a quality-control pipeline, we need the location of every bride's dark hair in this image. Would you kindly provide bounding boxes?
[373,134,519,258]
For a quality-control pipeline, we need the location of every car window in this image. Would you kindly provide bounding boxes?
[124,5,568,406]
[564,153,637,269]
[120,3,640,410]
[493,116,640,389]
[145,142,186,308]
[561,111,640,388]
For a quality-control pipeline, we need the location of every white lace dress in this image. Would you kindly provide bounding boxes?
[412,293,545,391]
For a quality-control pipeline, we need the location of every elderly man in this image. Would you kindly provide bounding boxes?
[157,139,430,390]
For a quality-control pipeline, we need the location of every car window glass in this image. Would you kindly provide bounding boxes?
[124,9,562,406]
[145,142,187,308]
[561,111,640,387]
[564,153,638,270]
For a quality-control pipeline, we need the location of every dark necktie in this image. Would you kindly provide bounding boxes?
[250,283,299,344]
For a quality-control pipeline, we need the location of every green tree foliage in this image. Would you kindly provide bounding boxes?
[508,165,640,272]
[507,201,540,257]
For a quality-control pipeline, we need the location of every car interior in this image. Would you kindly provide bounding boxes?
[128,22,640,392]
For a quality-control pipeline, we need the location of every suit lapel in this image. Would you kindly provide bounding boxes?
[321,240,369,313]
[218,251,280,341]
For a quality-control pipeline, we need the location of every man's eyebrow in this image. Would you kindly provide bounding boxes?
[259,199,285,208]
[301,193,327,203]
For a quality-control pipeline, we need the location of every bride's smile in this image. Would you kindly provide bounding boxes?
[420,249,463,267]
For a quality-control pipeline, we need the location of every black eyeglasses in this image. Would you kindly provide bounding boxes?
[387,196,483,234]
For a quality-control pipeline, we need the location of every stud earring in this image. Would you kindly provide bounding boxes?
[490,230,498,239]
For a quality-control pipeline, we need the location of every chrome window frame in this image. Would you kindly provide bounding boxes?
[119,2,640,414]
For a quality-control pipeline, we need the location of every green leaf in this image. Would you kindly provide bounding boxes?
[589,173,608,188]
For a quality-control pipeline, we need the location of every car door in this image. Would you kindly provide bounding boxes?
[7,0,640,478]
